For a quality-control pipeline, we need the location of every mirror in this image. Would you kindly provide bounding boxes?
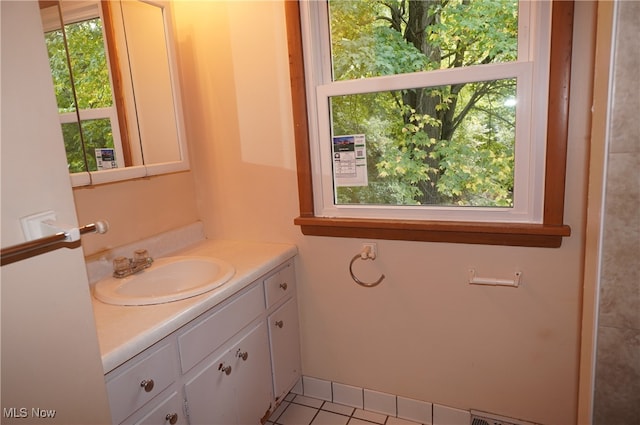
[39,0,188,186]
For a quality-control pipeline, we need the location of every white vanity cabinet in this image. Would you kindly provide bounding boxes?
[102,258,301,425]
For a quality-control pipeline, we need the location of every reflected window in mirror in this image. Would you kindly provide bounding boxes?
[40,0,130,173]
[39,0,189,187]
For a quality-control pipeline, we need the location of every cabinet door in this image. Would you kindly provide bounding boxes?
[268,298,302,400]
[231,321,273,425]
[184,348,236,425]
[184,322,273,425]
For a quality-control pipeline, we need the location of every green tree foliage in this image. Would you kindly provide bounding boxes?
[329,0,518,207]
[44,18,115,173]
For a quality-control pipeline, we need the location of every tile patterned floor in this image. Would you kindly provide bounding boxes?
[267,394,423,425]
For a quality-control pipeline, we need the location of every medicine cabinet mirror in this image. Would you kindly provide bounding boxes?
[39,0,188,187]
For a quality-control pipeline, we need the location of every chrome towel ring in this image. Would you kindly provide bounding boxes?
[349,245,385,287]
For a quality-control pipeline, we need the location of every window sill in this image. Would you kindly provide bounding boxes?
[294,216,571,248]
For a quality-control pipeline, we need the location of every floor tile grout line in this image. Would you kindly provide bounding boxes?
[317,399,382,424]
[269,398,292,425]
[308,406,322,425]
[319,398,389,425]
[271,393,414,425]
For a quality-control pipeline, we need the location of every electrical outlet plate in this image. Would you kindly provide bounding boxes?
[362,242,377,259]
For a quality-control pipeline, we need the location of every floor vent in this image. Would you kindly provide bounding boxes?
[470,410,537,425]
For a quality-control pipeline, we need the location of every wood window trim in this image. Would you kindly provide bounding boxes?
[101,0,133,167]
[285,0,573,248]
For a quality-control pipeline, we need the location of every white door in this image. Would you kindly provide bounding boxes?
[1,2,111,424]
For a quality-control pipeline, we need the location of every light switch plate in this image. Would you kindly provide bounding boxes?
[20,210,56,240]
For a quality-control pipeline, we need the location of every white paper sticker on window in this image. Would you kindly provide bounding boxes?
[333,134,367,187]
[95,148,117,170]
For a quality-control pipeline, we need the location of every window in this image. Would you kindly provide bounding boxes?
[286,0,574,247]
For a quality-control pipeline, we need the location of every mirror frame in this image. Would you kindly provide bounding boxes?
[62,0,189,187]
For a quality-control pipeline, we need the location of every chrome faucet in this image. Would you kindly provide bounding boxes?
[112,249,154,278]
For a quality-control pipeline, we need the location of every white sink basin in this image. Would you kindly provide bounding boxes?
[94,256,235,306]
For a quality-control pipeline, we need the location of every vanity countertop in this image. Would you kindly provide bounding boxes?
[91,239,297,374]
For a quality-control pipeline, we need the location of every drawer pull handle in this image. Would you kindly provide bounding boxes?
[218,363,232,375]
[275,320,284,328]
[140,379,155,392]
[236,350,249,361]
[279,282,288,290]
[165,413,178,425]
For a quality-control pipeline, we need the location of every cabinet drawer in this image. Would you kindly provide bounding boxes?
[264,262,295,308]
[125,391,186,425]
[178,283,265,373]
[106,343,179,425]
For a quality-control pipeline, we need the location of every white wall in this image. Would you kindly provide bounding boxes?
[172,2,598,424]
[0,2,111,423]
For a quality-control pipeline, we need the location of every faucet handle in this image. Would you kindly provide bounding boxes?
[112,250,153,278]
[134,249,151,263]
[113,256,130,276]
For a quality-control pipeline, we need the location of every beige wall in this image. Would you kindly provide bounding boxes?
[169,2,599,424]
[73,171,199,257]
[173,0,299,243]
